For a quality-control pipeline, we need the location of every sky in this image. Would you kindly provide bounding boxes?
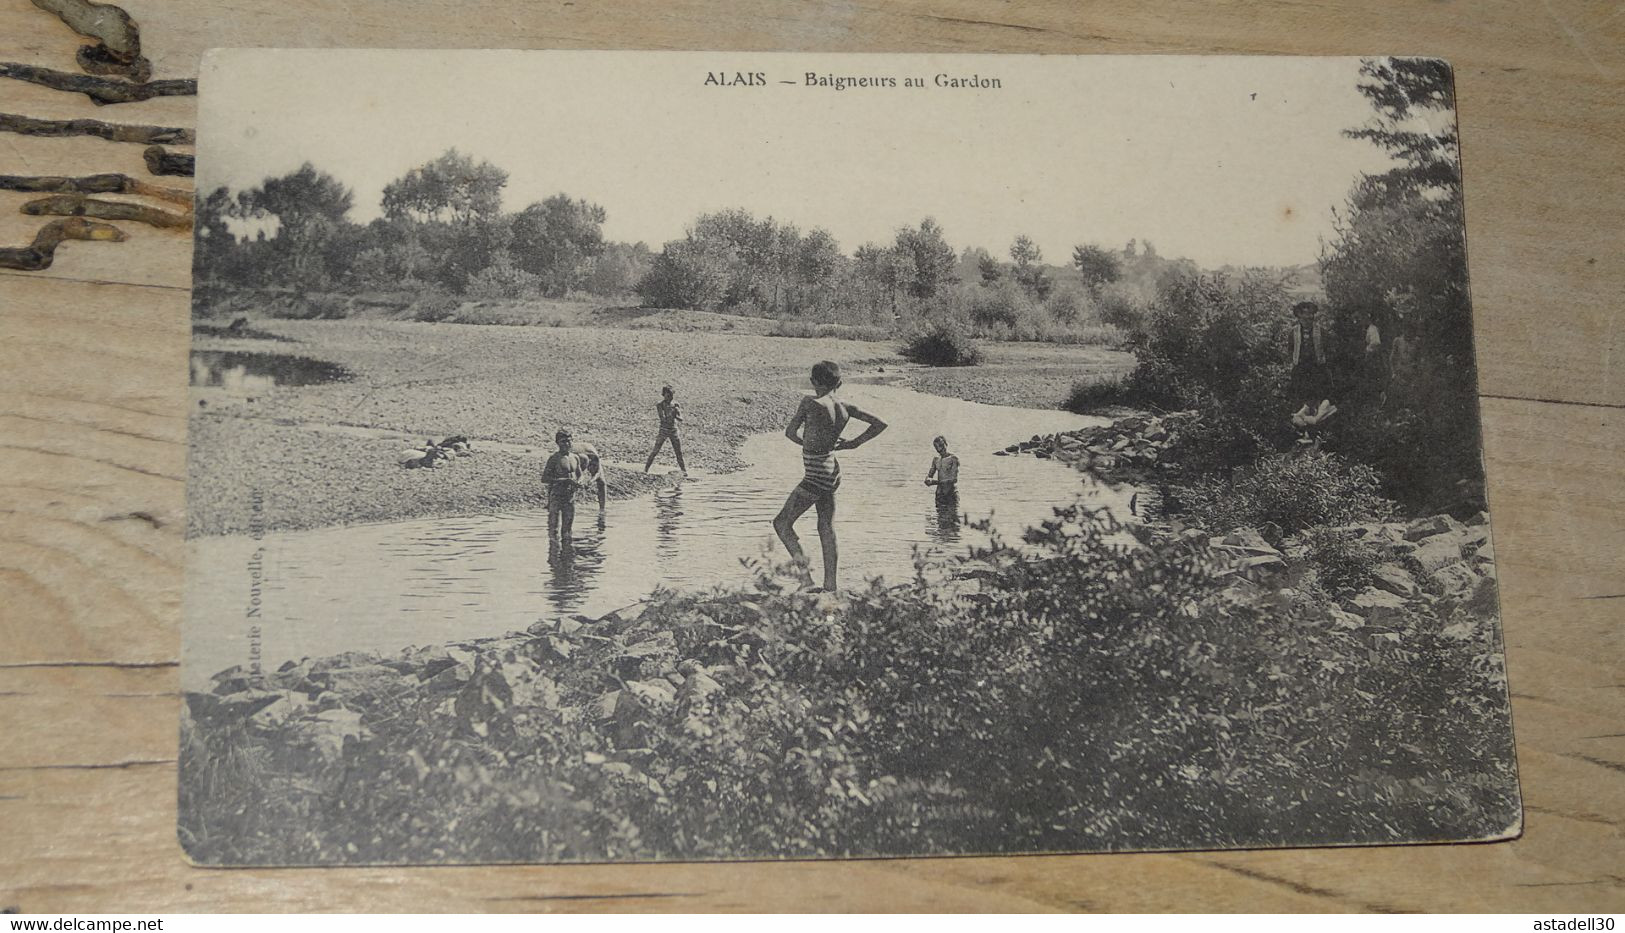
[196,51,1423,269]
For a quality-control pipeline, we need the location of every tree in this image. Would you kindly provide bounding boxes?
[638,235,732,310]
[793,228,842,316]
[1072,244,1122,294]
[977,253,1004,284]
[894,218,957,299]
[1344,57,1459,192]
[231,162,355,286]
[510,194,608,297]
[1009,235,1051,299]
[855,242,912,318]
[1319,56,1480,510]
[381,149,507,225]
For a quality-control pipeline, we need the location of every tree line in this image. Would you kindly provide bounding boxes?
[193,146,1199,344]
[195,149,650,301]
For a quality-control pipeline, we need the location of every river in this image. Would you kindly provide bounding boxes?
[184,382,1135,687]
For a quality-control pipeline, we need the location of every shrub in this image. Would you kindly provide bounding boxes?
[899,317,982,366]
[465,255,543,301]
[407,287,460,323]
[1296,525,1385,598]
[965,278,1032,329]
[1044,283,1092,325]
[1062,375,1132,413]
[1176,450,1396,538]
[1137,272,1289,401]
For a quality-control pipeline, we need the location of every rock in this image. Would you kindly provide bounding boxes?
[1328,607,1365,629]
[1405,514,1465,542]
[216,688,284,721]
[681,671,723,701]
[627,678,677,705]
[319,663,405,696]
[1350,587,1408,614]
[1473,539,1495,564]
[312,650,382,673]
[248,689,312,727]
[1371,563,1419,597]
[1429,562,1480,595]
[1413,534,1467,573]
[1463,574,1500,616]
[296,707,367,761]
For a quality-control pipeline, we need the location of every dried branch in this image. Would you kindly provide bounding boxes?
[0,62,194,105]
[0,173,192,209]
[31,0,152,82]
[143,144,193,176]
[21,194,191,230]
[0,112,193,146]
[0,216,126,271]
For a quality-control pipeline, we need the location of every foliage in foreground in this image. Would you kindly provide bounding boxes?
[180,503,1515,864]
[1175,450,1397,540]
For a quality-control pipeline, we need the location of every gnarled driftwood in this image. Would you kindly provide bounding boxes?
[143,145,193,176]
[0,62,193,105]
[30,0,152,82]
[0,173,192,209]
[0,217,126,271]
[0,112,193,146]
[21,194,191,230]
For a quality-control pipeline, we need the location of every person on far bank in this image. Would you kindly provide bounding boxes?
[773,360,887,593]
[541,429,585,540]
[924,435,960,506]
[1288,300,1328,408]
[643,385,687,474]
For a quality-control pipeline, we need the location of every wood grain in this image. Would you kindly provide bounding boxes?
[1,0,1621,913]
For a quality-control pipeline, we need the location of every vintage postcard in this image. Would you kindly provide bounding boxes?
[180,51,1519,865]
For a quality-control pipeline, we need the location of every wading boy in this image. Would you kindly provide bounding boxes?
[924,435,960,506]
[643,385,687,474]
[772,360,887,592]
[541,429,584,540]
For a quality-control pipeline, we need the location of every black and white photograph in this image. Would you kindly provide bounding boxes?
[179,50,1520,865]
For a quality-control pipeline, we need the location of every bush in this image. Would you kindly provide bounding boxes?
[1062,375,1132,413]
[1176,450,1396,538]
[1044,283,1092,325]
[1097,287,1146,333]
[407,287,461,323]
[1297,525,1385,598]
[965,278,1031,329]
[465,255,543,301]
[899,317,982,366]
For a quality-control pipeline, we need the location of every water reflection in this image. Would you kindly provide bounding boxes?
[928,488,962,545]
[545,531,607,616]
[189,350,350,393]
[653,485,683,566]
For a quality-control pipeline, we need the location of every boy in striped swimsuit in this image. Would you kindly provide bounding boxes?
[772,360,887,592]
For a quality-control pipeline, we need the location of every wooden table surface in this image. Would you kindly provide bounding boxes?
[1,0,1621,913]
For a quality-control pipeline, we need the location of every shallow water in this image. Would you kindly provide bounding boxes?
[185,383,1134,687]
[189,350,351,394]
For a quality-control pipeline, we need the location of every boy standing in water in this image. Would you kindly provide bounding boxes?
[643,385,687,474]
[773,360,887,592]
[924,435,960,505]
[541,429,584,540]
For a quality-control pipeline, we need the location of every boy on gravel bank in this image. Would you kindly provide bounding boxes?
[643,385,687,474]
